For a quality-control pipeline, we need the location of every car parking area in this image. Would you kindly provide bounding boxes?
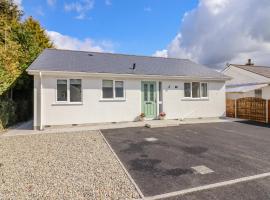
[102,121,270,199]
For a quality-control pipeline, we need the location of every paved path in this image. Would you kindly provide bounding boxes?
[2,118,233,137]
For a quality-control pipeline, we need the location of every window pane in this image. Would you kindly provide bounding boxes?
[144,84,148,101]
[201,83,208,97]
[115,81,124,98]
[159,82,163,101]
[255,89,262,98]
[70,79,82,102]
[150,84,154,101]
[57,80,67,101]
[184,83,191,97]
[192,82,200,98]
[102,80,113,98]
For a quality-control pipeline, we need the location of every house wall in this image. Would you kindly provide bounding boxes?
[223,66,270,85]
[226,86,270,100]
[262,86,270,99]
[162,81,226,119]
[33,75,226,128]
[226,91,255,100]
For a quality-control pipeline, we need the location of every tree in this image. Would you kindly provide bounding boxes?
[0,0,53,94]
[0,0,53,129]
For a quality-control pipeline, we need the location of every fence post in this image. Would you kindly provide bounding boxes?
[266,100,269,123]
[234,99,237,118]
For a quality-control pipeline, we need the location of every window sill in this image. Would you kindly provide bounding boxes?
[52,102,83,106]
[99,98,126,102]
[181,98,209,101]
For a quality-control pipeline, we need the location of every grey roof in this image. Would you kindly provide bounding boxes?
[28,49,229,80]
[231,64,270,79]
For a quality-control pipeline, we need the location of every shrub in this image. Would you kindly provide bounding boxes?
[0,98,16,130]
[0,97,32,131]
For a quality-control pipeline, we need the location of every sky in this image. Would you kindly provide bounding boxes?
[15,0,270,69]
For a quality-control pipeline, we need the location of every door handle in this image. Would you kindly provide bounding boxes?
[146,102,151,104]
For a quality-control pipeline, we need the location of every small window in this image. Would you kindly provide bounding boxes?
[255,89,262,98]
[115,81,124,98]
[57,80,67,101]
[184,83,191,97]
[102,80,114,98]
[70,79,82,102]
[201,83,208,97]
[192,82,200,98]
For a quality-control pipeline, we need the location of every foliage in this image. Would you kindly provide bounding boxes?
[0,0,53,130]
[0,97,16,130]
[0,0,53,95]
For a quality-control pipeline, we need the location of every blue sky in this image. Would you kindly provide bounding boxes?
[21,0,198,56]
[18,0,270,68]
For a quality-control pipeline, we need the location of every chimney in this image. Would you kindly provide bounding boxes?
[246,59,254,66]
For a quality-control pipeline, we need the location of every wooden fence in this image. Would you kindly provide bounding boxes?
[226,99,235,118]
[226,97,269,123]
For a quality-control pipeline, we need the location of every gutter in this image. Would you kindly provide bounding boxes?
[27,69,231,81]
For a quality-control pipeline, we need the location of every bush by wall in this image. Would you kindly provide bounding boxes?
[0,97,32,131]
[0,98,16,130]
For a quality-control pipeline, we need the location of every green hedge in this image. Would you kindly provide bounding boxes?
[0,99,16,130]
[0,98,32,131]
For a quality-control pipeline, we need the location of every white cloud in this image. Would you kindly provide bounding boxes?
[64,0,94,19]
[153,49,168,58]
[13,0,23,10]
[46,30,114,52]
[156,0,270,68]
[47,0,56,6]
[105,0,112,6]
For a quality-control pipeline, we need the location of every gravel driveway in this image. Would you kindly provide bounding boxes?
[0,131,139,199]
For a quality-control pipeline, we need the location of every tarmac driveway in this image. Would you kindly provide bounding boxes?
[102,121,270,199]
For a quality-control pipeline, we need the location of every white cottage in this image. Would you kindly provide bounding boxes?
[27,49,229,130]
[222,59,270,100]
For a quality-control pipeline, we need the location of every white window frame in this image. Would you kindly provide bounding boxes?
[200,82,208,98]
[101,79,126,101]
[55,79,83,104]
[182,82,209,100]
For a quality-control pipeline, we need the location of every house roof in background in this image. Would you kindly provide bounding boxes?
[230,64,270,78]
[226,83,269,93]
[27,49,229,80]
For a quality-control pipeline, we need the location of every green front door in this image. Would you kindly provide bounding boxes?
[142,81,157,118]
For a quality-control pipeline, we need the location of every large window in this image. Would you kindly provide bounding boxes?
[57,79,82,103]
[115,81,124,98]
[201,83,208,98]
[57,80,67,101]
[102,80,124,99]
[192,82,200,98]
[184,82,208,99]
[102,80,114,98]
[184,83,191,98]
[70,79,82,102]
[255,89,262,98]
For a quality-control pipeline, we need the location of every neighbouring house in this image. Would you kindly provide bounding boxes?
[222,59,270,100]
[27,49,229,130]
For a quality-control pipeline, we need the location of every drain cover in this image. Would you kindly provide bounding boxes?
[144,137,158,142]
[191,165,214,175]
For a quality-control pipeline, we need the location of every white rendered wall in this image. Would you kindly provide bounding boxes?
[262,86,270,99]
[162,81,226,119]
[226,91,255,100]
[223,66,270,85]
[34,75,226,127]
